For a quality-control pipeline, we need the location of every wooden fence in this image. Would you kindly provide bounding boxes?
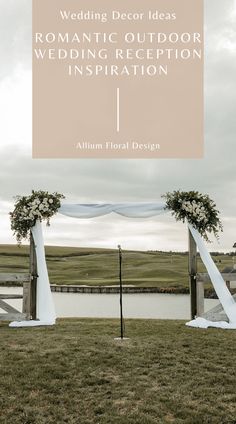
[0,233,37,321]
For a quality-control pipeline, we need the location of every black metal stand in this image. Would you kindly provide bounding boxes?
[118,245,124,339]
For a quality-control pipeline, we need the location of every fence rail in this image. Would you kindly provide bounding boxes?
[0,272,32,321]
[196,272,236,283]
[0,273,31,283]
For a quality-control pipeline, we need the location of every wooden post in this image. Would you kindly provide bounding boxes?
[196,281,204,317]
[30,232,37,320]
[22,281,31,319]
[188,229,197,319]
[118,245,124,339]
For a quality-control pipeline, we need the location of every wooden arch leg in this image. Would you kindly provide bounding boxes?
[30,232,37,320]
[188,229,197,320]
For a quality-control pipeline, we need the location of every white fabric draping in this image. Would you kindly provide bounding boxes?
[59,202,166,218]
[9,202,236,329]
[186,317,236,330]
[9,220,56,328]
[186,224,236,327]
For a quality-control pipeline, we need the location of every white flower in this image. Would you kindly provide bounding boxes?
[35,210,42,217]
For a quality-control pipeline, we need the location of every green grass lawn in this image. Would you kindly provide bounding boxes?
[0,319,236,423]
[0,244,235,290]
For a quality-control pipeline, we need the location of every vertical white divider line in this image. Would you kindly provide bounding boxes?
[116,87,120,133]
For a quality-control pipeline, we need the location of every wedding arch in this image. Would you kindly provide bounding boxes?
[7,191,236,329]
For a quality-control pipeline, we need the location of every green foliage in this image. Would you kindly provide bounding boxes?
[162,190,223,242]
[10,190,65,244]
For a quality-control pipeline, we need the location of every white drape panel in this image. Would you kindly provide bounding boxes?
[59,202,166,218]
[9,220,56,328]
[186,317,236,329]
[31,221,56,322]
[186,225,236,326]
[9,202,236,329]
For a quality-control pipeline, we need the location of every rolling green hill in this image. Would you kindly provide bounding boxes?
[0,244,234,290]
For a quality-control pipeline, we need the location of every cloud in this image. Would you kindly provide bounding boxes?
[0,67,31,148]
[0,0,31,80]
[0,0,235,251]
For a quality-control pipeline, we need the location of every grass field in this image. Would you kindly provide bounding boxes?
[0,244,235,290]
[0,318,236,423]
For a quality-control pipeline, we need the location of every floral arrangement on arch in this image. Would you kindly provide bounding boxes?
[10,190,65,244]
[162,190,223,242]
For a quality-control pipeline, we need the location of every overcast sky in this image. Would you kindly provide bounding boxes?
[0,0,235,252]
